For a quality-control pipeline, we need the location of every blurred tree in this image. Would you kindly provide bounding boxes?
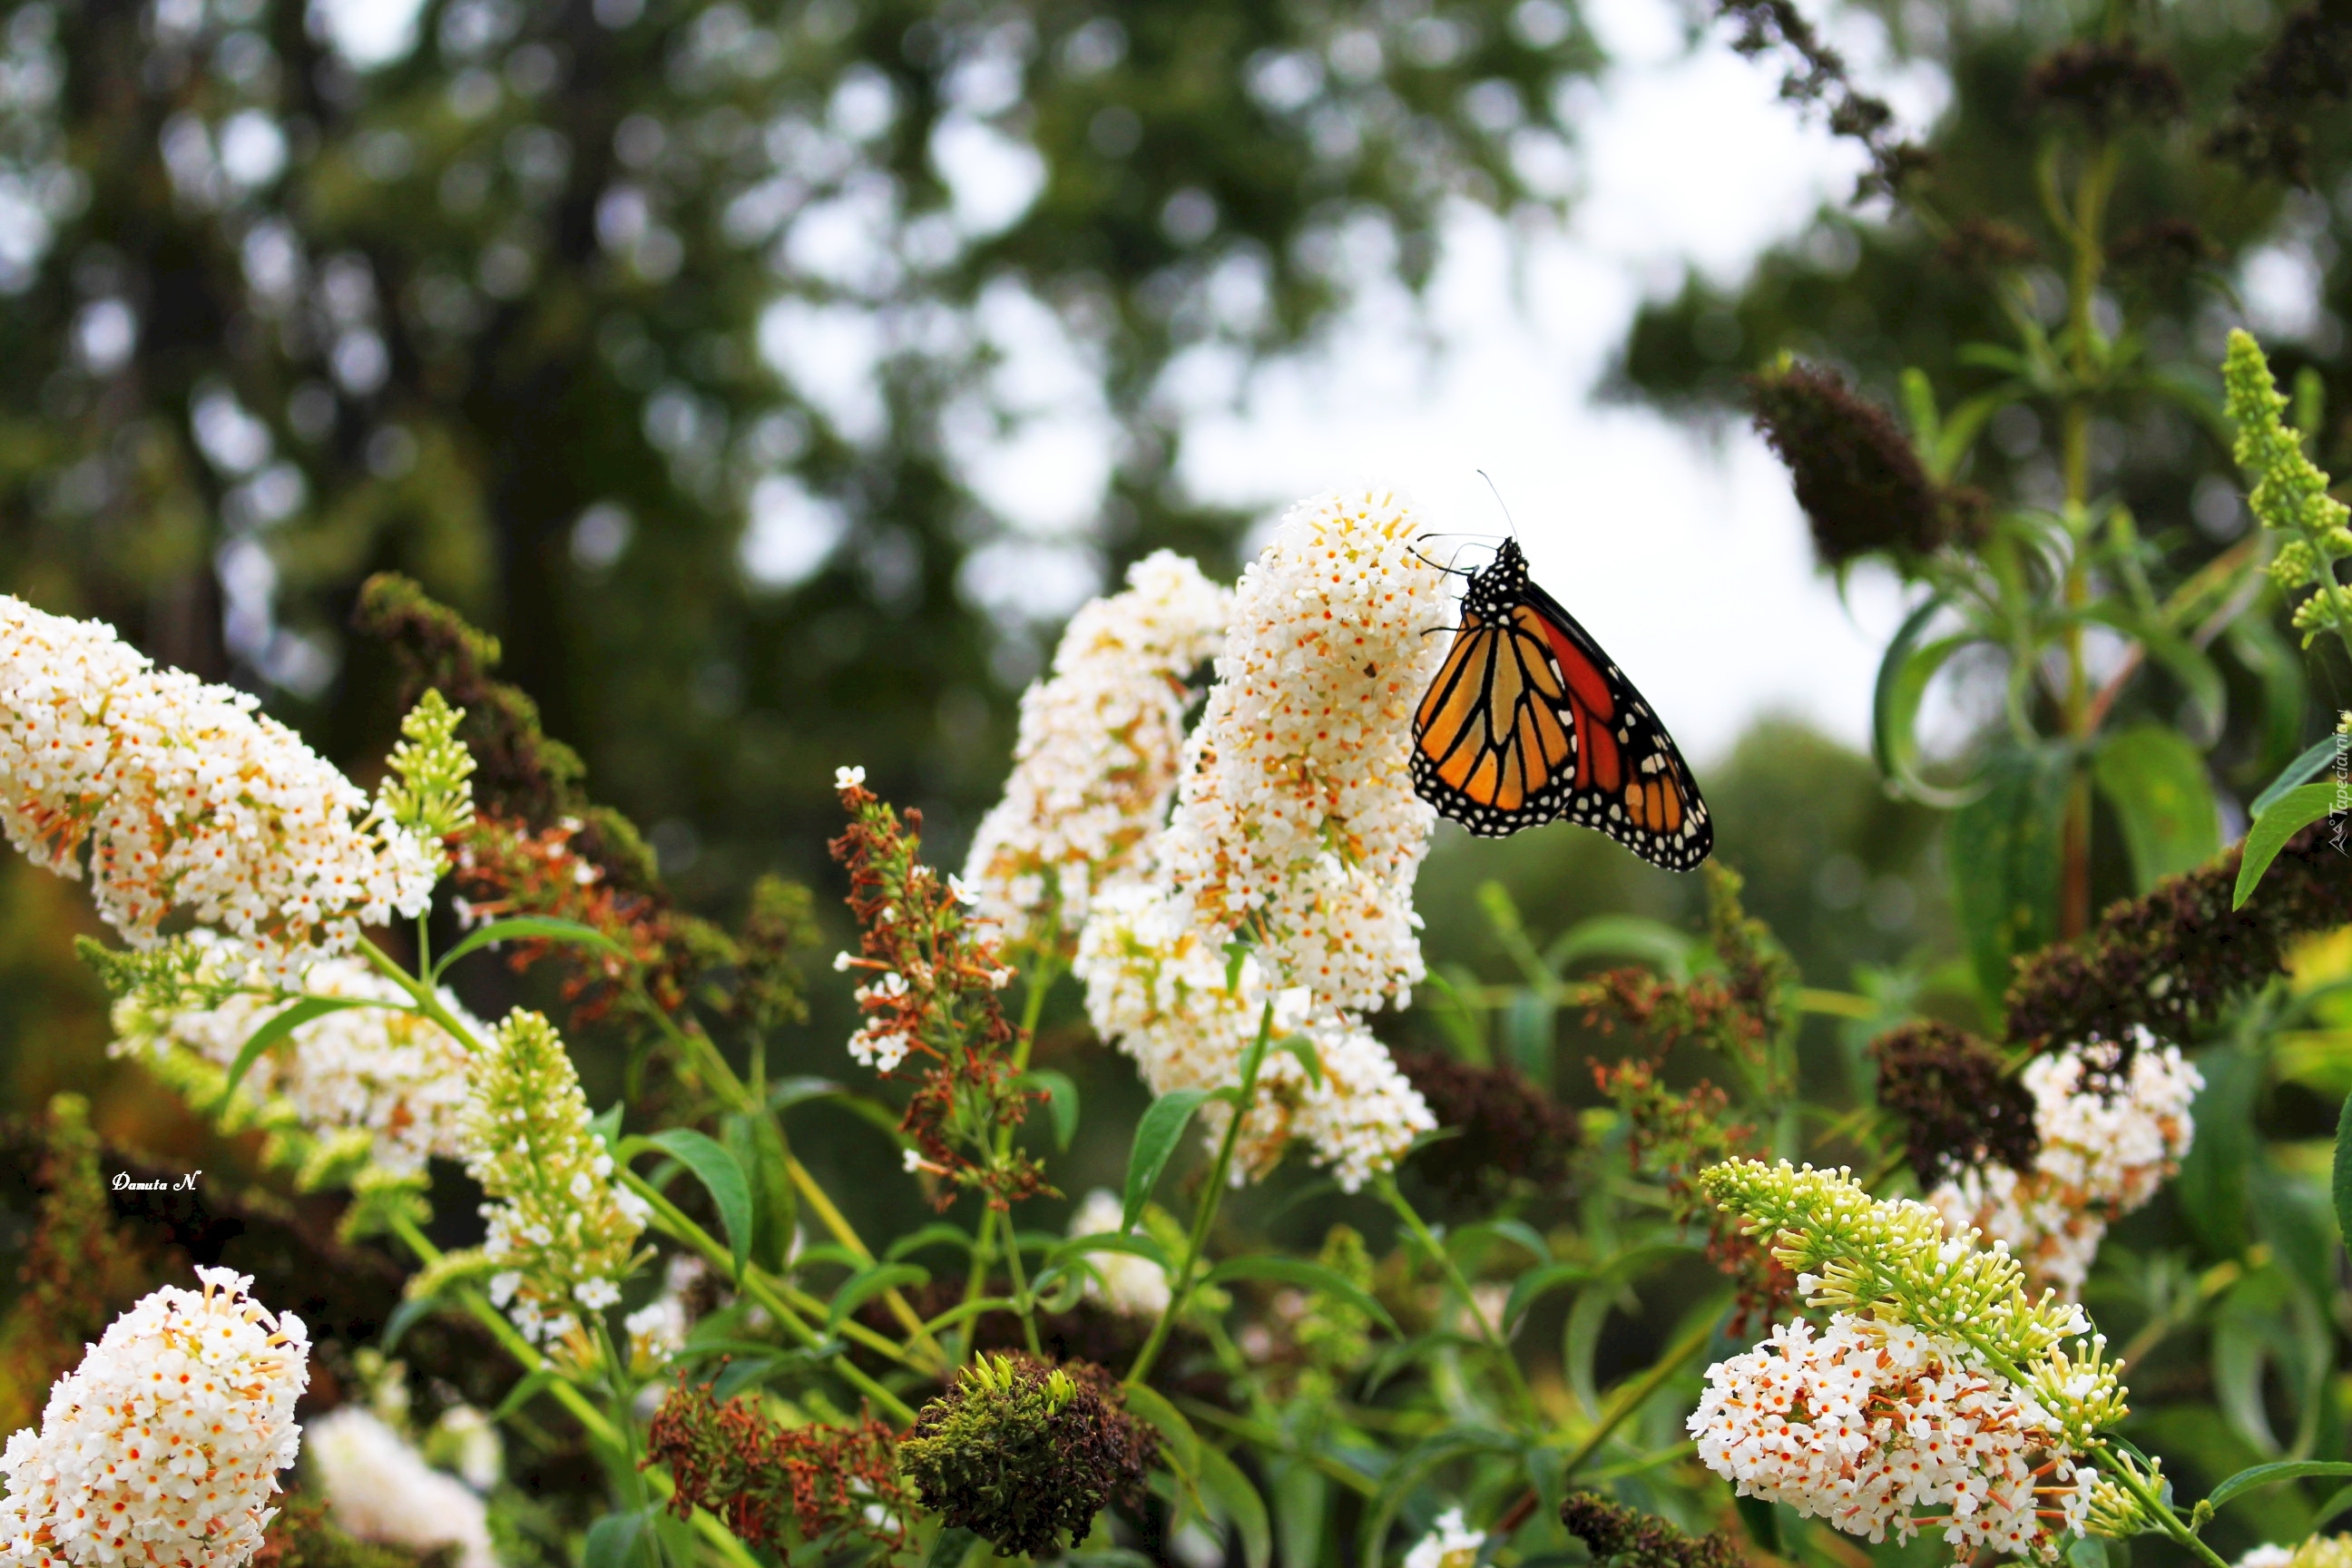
[0,0,1602,924]
[1612,0,2351,965]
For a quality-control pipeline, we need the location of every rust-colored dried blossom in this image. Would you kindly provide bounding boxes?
[644,1377,909,1554]
[1393,1049,1579,1202]
[1592,1059,1792,1332]
[453,814,703,1020]
[1585,865,1793,1076]
[1748,362,1975,569]
[1871,1020,2040,1185]
[2005,823,2351,1060]
[829,772,1046,1210]
[354,575,814,1034]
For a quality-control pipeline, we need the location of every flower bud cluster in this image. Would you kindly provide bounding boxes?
[0,1269,309,1568]
[0,598,434,976]
[456,1010,648,1352]
[963,552,1229,951]
[1926,1034,2200,1297]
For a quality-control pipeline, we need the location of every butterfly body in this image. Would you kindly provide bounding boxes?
[1411,538,1712,870]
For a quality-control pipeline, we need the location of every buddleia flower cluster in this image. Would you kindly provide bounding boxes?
[1074,487,1443,1189]
[1925,1034,2201,1297]
[303,1409,494,1568]
[0,1269,309,1568]
[107,936,482,1186]
[2241,1539,2352,1568]
[1690,1161,2134,1561]
[962,551,1230,952]
[0,598,436,976]
[2224,329,2352,656]
[373,690,475,882]
[448,1010,649,1355]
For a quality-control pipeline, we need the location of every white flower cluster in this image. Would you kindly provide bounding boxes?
[1927,1033,2202,1298]
[0,1269,309,1568]
[305,1409,495,1568]
[622,1255,713,1374]
[2238,1541,2352,1568]
[459,1010,650,1350]
[1401,1508,1485,1568]
[963,552,1230,947]
[1690,1313,2094,1561]
[1073,488,1446,1189]
[109,939,479,1181]
[1064,1189,1171,1318]
[0,598,435,975]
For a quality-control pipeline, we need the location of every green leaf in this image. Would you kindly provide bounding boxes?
[768,1075,846,1110]
[1734,1494,1783,1556]
[2253,732,2342,818]
[1123,1088,1212,1231]
[1121,1383,1201,1480]
[2066,1535,2108,1568]
[1949,743,2073,1003]
[710,1342,843,1398]
[1502,1262,1588,1334]
[1018,1069,1081,1150]
[2092,723,2220,892]
[583,1509,652,1568]
[1872,595,1982,809]
[826,1262,930,1332]
[431,916,629,981]
[1271,1034,1322,1088]
[888,1222,981,1261]
[490,1367,558,1421]
[642,1129,755,1279]
[1051,1231,1174,1275]
[2235,784,2337,909]
[2207,1460,2352,1509]
[215,996,376,1111]
[922,1527,979,1568]
[724,1112,796,1275]
[1544,914,1696,981]
[2332,1089,2352,1248]
[1196,1443,1271,1568]
[2177,1045,2261,1257]
[1200,1257,1395,1334]
[379,1294,442,1353]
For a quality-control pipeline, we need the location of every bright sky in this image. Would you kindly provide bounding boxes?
[1176,1,1948,762]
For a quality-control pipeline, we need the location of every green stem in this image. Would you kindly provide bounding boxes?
[995,1207,1044,1356]
[2100,1445,2232,1568]
[381,1212,763,1568]
[1125,998,1277,1388]
[616,1167,921,1424]
[1377,1175,1541,1430]
[951,951,1063,1365]
[1557,1309,1720,1478]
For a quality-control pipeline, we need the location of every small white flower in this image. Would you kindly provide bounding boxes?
[832,950,858,972]
[307,1408,498,1568]
[834,765,867,789]
[1402,1508,1485,1568]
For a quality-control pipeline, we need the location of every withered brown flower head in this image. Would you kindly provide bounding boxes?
[2005,823,2352,1054]
[1938,217,2040,274]
[1747,362,1970,569]
[2112,218,2216,281]
[1870,1021,2040,1185]
[1562,1492,1747,1568]
[2207,4,2352,186]
[1717,0,1929,201]
[645,1379,910,1554]
[2026,38,2187,130]
[1394,1049,1579,1202]
[897,1355,1155,1559]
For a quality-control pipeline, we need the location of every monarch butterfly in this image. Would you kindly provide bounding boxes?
[1410,537,1712,870]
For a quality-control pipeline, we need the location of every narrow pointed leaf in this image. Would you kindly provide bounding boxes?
[2234,784,2337,909]
[216,996,375,1110]
[643,1129,755,1279]
[432,916,629,980]
[1123,1089,1211,1231]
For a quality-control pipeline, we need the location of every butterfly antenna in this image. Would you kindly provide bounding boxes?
[1475,470,1520,541]
[1408,544,1474,578]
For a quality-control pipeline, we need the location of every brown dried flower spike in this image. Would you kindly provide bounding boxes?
[645,1377,909,1554]
[829,769,1048,1209]
[1747,361,1976,570]
[1870,1020,2040,1186]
